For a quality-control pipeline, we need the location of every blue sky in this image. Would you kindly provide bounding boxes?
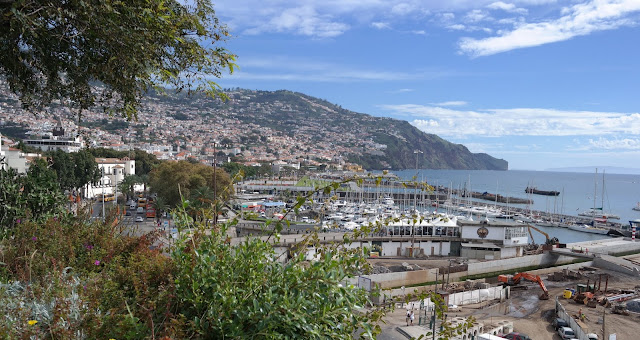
[212,0,640,171]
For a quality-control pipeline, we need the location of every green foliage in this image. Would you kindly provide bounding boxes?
[0,212,176,339]
[48,149,101,192]
[222,161,273,179]
[0,0,236,119]
[149,160,231,208]
[171,202,384,339]
[0,158,67,231]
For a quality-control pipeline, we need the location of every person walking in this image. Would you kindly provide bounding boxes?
[406,310,411,326]
[409,310,415,326]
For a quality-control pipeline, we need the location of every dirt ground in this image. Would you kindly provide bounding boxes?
[379,264,640,340]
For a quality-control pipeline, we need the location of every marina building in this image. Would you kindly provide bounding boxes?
[459,220,529,259]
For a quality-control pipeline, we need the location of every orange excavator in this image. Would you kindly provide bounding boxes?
[498,272,550,300]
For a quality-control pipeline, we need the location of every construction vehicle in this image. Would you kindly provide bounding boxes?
[498,272,550,300]
[612,304,630,315]
[527,224,559,247]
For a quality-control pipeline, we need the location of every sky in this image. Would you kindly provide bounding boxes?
[212,0,640,171]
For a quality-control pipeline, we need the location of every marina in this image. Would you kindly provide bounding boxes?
[237,169,640,244]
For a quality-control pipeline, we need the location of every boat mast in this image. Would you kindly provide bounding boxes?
[593,168,598,223]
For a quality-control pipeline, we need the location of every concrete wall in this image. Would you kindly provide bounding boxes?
[461,248,501,260]
[368,252,581,290]
[466,252,578,276]
[500,246,517,259]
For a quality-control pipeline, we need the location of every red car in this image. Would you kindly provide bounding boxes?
[501,333,532,340]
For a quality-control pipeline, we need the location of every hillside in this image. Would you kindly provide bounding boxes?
[212,89,507,170]
[0,86,507,170]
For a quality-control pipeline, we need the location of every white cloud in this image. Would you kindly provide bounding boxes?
[248,6,350,38]
[381,104,640,138]
[431,100,468,106]
[487,1,528,14]
[459,0,640,57]
[464,9,491,22]
[371,21,391,29]
[488,1,516,11]
[587,137,640,150]
[412,30,427,35]
[447,24,467,30]
[390,88,415,93]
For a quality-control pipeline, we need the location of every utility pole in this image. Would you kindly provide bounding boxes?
[446,259,453,288]
[411,150,423,258]
[213,141,218,225]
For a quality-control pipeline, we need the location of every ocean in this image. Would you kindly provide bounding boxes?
[393,169,640,244]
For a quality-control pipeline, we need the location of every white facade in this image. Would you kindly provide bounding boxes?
[25,133,84,153]
[460,221,528,246]
[0,136,42,174]
[85,157,138,199]
[459,220,528,259]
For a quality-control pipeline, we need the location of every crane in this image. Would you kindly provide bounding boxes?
[527,224,559,246]
[498,272,550,300]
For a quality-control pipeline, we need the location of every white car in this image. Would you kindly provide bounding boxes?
[447,304,462,312]
[558,327,576,340]
[135,216,144,222]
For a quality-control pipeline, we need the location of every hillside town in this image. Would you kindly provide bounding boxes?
[0,83,390,172]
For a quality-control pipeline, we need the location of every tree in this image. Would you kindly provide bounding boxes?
[48,149,100,194]
[0,158,66,231]
[118,174,141,201]
[148,160,231,208]
[0,0,235,119]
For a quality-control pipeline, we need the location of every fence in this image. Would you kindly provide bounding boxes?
[555,297,591,340]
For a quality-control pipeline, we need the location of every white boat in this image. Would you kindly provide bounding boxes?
[568,224,609,235]
[578,208,620,220]
[633,202,640,212]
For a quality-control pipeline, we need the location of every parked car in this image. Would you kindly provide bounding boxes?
[558,327,576,339]
[125,210,132,216]
[552,317,569,330]
[135,216,144,222]
[586,334,598,340]
[447,304,462,312]
[501,332,531,340]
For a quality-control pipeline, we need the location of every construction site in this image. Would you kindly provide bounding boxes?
[372,238,640,340]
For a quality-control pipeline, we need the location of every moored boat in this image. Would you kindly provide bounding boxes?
[525,187,560,196]
[567,224,609,235]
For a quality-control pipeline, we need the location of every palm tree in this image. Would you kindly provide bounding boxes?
[189,186,216,224]
[118,174,140,201]
[153,196,170,224]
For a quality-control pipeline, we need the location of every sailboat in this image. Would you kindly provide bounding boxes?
[633,202,640,212]
[578,169,620,220]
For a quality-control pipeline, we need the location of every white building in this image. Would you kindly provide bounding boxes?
[1,132,43,173]
[24,123,84,153]
[458,220,529,260]
[85,157,139,199]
